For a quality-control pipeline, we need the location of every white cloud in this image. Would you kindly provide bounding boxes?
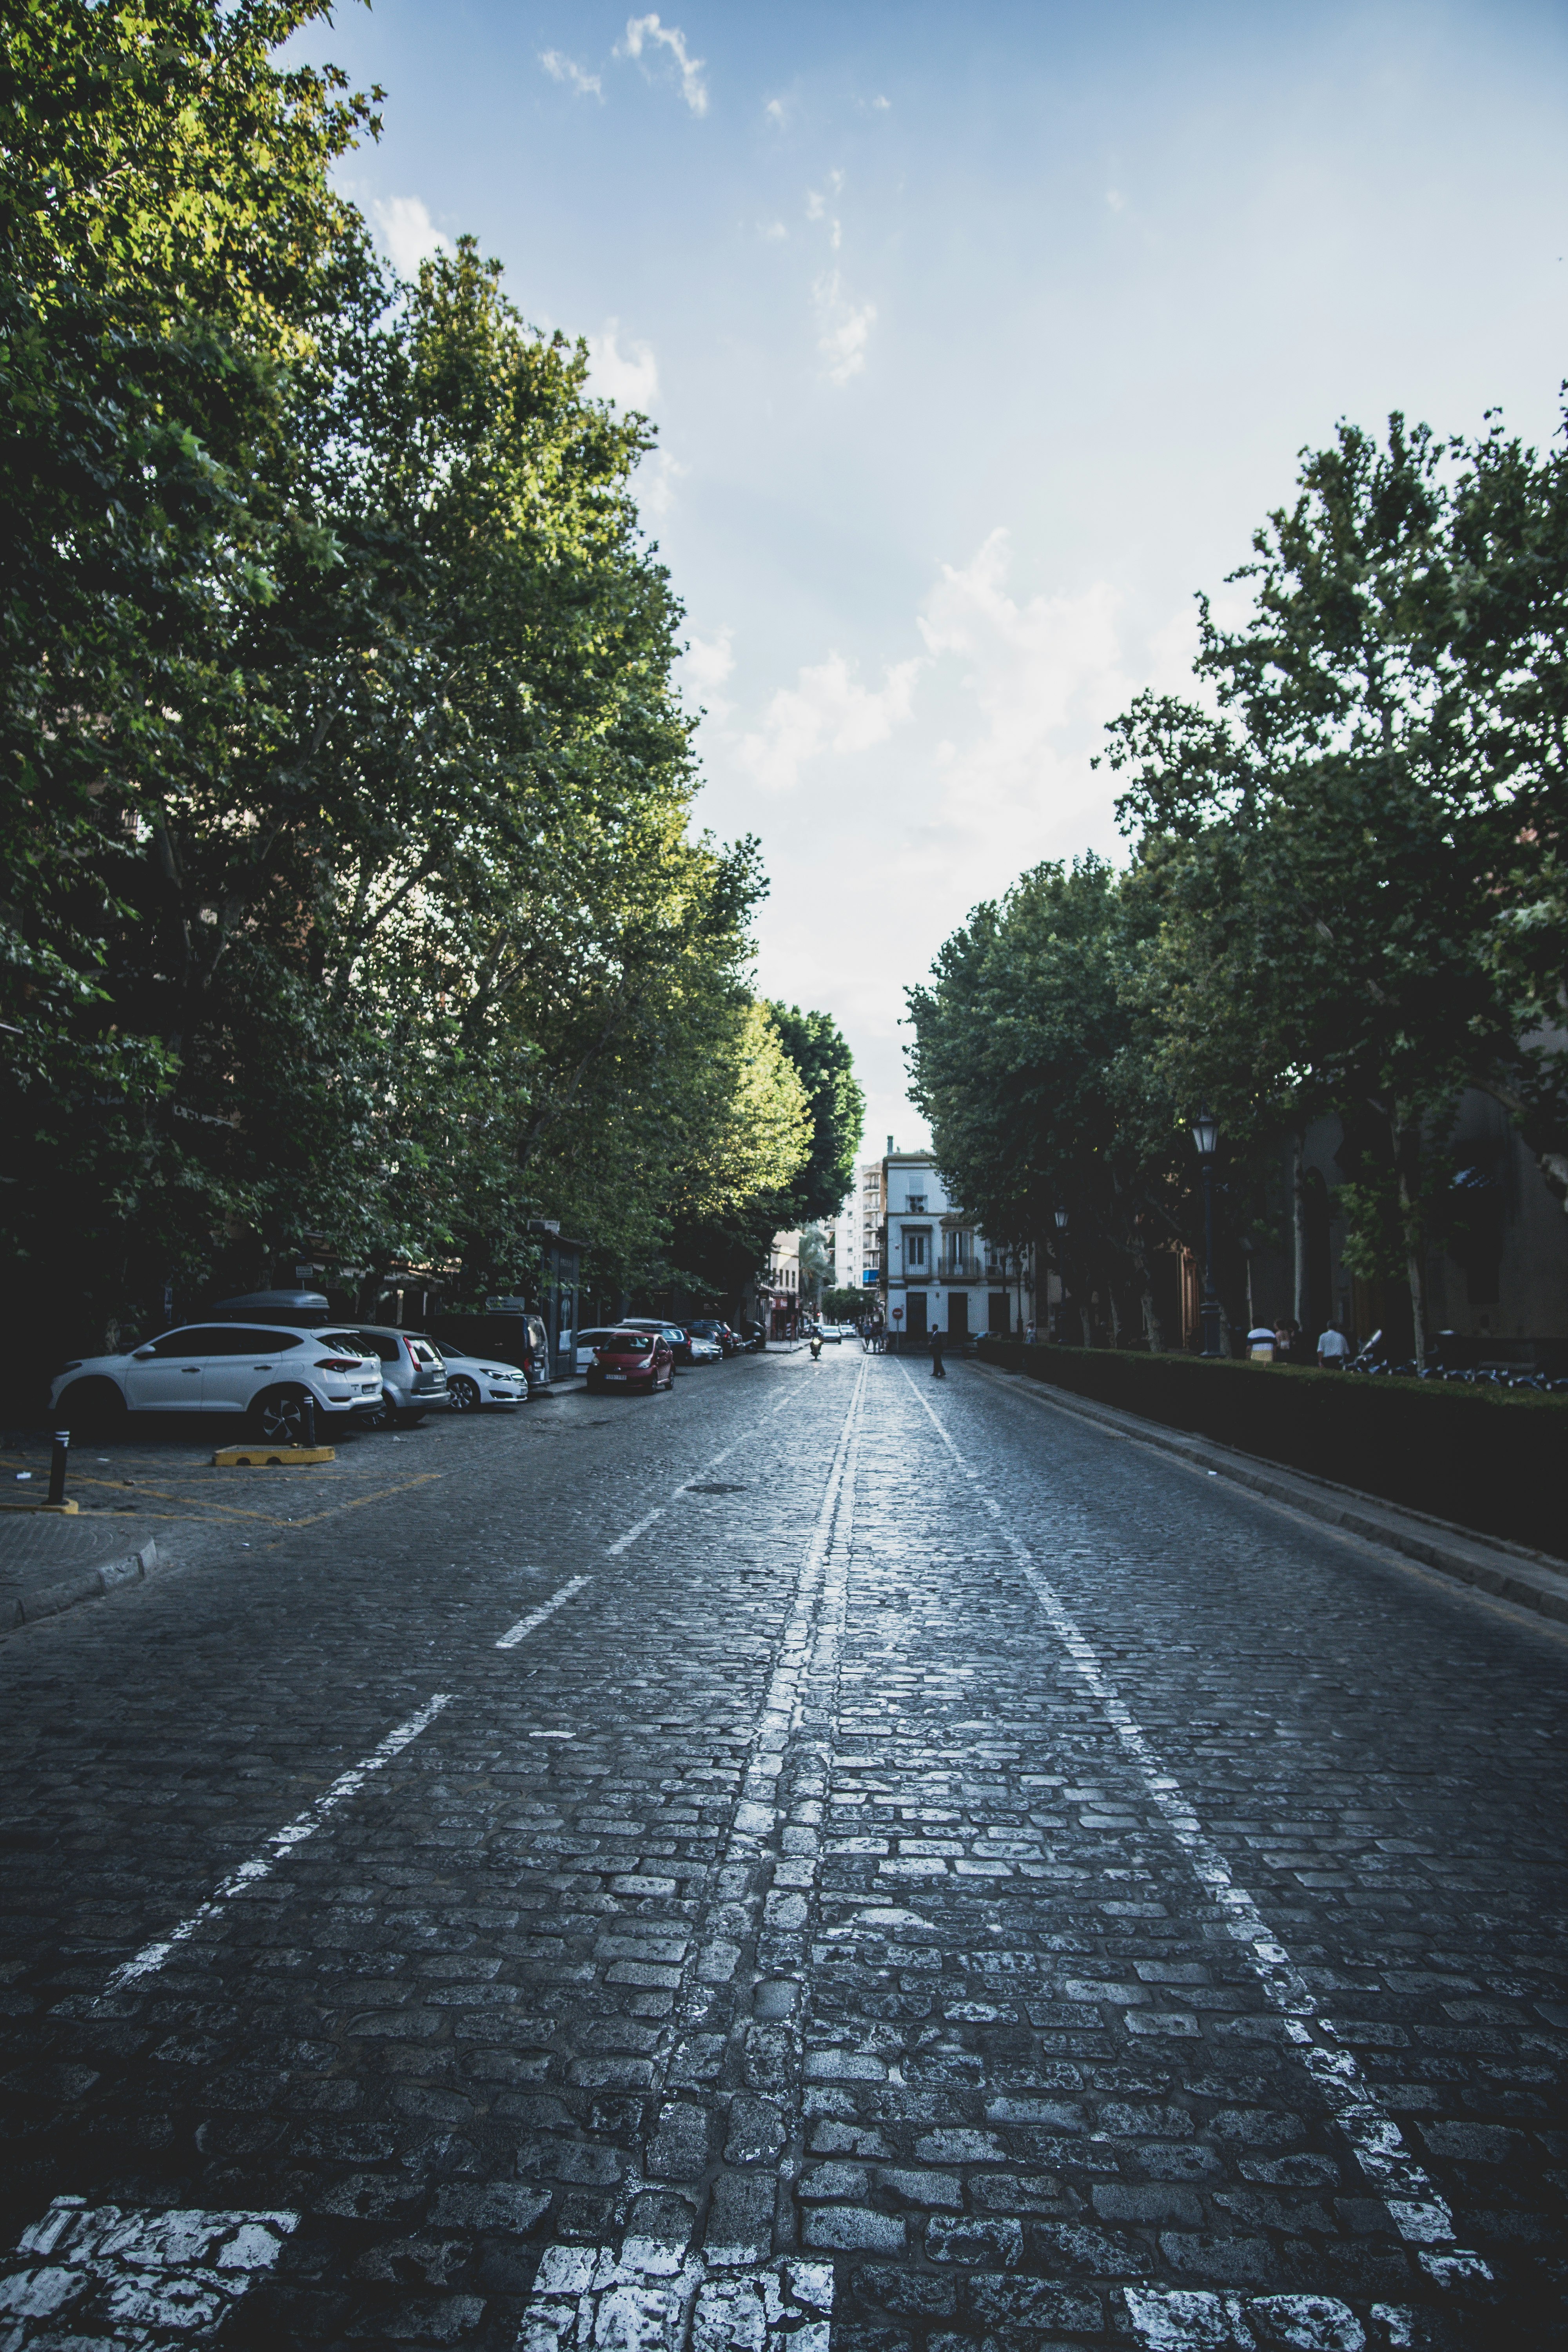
[620,14,708,116]
[679,626,735,717]
[915,528,1137,830]
[814,269,876,383]
[540,49,603,99]
[371,196,452,278]
[739,651,921,793]
[760,220,788,241]
[764,95,787,126]
[587,321,659,410]
[641,447,688,517]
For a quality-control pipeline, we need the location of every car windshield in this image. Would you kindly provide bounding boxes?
[603,1334,653,1355]
[320,1332,370,1354]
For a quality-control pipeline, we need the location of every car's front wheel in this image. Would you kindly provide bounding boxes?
[57,1378,126,1437]
[447,1375,480,1413]
[252,1385,313,1446]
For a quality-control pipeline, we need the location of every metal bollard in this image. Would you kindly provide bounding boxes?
[299,1392,317,1450]
[47,1428,69,1507]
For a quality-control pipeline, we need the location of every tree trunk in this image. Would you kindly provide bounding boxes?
[1291,1126,1310,1331]
[1394,1124,1429,1368]
[1134,1234,1165,1352]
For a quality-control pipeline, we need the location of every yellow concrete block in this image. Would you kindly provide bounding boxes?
[0,1497,80,1513]
[212,1445,335,1467]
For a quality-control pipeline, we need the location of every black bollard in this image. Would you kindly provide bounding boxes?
[298,1392,317,1450]
[47,1428,69,1506]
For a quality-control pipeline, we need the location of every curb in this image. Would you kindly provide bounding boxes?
[969,1362,1568,1626]
[4,1538,164,1633]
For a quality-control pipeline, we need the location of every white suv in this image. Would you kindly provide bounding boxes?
[50,1324,383,1444]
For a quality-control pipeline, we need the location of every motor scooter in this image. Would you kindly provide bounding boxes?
[809,1332,823,1361]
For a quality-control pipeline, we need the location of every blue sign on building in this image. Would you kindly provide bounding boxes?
[862,1268,880,1285]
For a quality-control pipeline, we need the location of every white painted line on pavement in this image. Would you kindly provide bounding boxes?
[497,1574,589,1649]
[605,1374,808,1558]
[516,2242,833,2352]
[100,1691,453,1995]
[1,2196,296,2348]
[897,1363,1492,2292]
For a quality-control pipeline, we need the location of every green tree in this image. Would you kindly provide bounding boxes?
[1107,417,1515,1361]
[1,4,800,1353]
[908,858,1192,1348]
[764,1004,865,1225]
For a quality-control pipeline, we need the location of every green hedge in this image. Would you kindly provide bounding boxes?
[975,1339,1568,1560]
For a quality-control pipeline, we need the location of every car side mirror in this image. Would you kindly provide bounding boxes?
[132,1346,156,1359]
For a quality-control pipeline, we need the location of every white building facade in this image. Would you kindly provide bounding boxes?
[880,1148,1034,1343]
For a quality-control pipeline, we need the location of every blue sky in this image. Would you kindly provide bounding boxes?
[295,0,1568,1162]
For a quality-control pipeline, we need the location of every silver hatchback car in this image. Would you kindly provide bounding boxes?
[347,1328,450,1428]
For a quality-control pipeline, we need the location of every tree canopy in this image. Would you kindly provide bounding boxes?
[1,0,826,1344]
[909,406,1568,1358]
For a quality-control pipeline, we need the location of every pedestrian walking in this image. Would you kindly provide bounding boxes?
[1316,1321,1351,1368]
[931,1328,946,1379]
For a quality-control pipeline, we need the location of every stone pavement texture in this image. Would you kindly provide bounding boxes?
[0,1352,1563,2352]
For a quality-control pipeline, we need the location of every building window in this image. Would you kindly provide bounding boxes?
[907,1192,926,1212]
[906,1229,927,1269]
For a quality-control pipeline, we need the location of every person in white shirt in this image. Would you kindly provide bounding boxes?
[1316,1323,1351,1367]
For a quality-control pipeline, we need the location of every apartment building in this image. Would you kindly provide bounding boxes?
[879,1147,1031,1342]
[858,1158,884,1299]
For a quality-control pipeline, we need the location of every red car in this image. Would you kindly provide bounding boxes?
[586,1328,675,1394]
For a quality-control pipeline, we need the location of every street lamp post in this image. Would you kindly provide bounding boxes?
[1190,1105,1222,1357]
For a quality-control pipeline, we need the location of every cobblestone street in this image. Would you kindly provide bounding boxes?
[0,1349,1564,2352]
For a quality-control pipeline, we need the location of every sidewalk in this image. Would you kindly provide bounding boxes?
[0,1512,163,1630]
[970,1357,1568,1626]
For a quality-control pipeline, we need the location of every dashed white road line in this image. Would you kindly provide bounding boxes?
[520,1365,867,2341]
[606,1382,808,1557]
[497,1574,589,1648]
[102,1691,454,1994]
[897,1361,1492,2298]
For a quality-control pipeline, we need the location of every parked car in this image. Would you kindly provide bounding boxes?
[431,1310,555,1392]
[348,1327,450,1427]
[430,1341,527,1412]
[585,1329,674,1394]
[574,1326,627,1375]
[685,1318,740,1357]
[621,1318,697,1365]
[50,1323,383,1443]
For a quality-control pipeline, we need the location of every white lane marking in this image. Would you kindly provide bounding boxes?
[517,2240,832,2352]
[606,1383,806,1557]
[1,2195,296,2347]
[722,1356,866,1858]
[102,1693,452,1994]
[972,1355,1568,1651]
[497,1574,589,1649]
[896,1363,1492,2289]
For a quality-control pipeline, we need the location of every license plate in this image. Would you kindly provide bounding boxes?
[606,1373,627,1381]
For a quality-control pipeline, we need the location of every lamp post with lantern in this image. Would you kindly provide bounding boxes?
[1190,1105,1222,1357]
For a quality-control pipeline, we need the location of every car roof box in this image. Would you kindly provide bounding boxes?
[209,1289,331,1323]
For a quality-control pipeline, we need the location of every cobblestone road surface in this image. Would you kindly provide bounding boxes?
[0,1351,1564,2352]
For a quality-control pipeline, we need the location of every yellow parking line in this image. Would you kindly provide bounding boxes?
[51,1473,443,1531]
